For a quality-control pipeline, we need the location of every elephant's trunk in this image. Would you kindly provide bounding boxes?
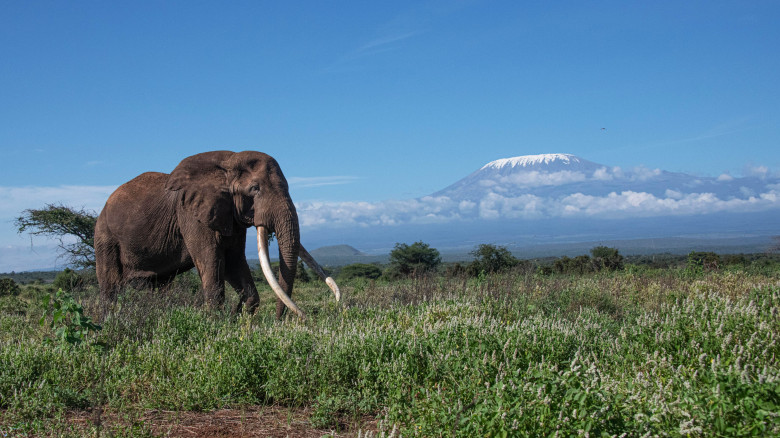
[273,204,300,319]
[256,225,304,319]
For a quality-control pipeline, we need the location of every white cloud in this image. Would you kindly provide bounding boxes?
[629,166,662,181]
[487,170,588,188]
[592,167,613,181]
[296,196,464,229]
[458,200,477,214]
[717,173,734,182]
[665,189,683,199]
[0,185,116,218]
[476,165,667,191]
[295,186,780,229]
[288,176,360,188]
[744,164,770,179]
[740,186,756,198]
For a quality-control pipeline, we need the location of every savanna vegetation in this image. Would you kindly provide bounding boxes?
[1,239,779,437]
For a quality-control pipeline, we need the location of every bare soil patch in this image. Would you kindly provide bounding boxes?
[64,405,379,437]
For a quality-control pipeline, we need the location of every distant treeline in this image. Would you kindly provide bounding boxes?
[0,270,59,285]
[3,249,780,291]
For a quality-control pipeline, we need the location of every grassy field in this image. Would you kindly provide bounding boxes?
[1,266,779,437]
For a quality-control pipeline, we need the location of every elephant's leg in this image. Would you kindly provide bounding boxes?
[225,253,260,314]
[95,230,123,310]
[192,254,226,309]
[182,230,227,309]
[153,271,181,296]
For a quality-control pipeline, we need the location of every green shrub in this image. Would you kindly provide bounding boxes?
[40,289,101,345]
[387,241,441,278]
[339,263,382,280]
[467,243,519,276]
[0,277,20,296]
[590,245,624,271]
[687,251,721,273]
[53,268,84,291]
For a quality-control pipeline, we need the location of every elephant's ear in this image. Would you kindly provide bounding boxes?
[166,151,235,236]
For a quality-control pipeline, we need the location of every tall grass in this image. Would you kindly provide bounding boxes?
[1,269,778,436]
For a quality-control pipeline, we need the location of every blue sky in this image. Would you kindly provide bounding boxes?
[2,1,780,270]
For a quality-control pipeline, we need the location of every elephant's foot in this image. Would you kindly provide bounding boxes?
[203,288,226,310]
[233,290,260,314]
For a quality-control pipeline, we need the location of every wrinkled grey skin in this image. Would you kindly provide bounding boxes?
[95,151,299,318]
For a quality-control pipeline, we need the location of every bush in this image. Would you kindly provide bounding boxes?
[723,254,748,267]
[590,246,624,271]
[40,289,102,345]
[553,255,594,275]
[445,262,468,278]
[0,278,21,297]
[387,241,441,278]
[467,244,518,276]
[339,263,382,280]
[52,268,85,291]
[687,251,721,273]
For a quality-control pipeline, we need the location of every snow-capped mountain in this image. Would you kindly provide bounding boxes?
[433,153,773,203]
[480,153,602,172]
[293,152,779,257]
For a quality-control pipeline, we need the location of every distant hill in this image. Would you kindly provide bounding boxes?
[249,244,385,268]
[307,245,387,267]
[309,245,366,258]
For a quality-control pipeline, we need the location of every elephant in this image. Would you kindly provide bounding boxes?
[94,150,340,319]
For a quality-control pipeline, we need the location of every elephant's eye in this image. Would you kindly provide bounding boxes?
[249,184,261,194]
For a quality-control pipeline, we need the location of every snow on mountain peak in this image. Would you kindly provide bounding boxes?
[481,153,580,170]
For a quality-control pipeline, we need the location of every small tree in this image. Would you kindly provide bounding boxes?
[15,204,98,268]
[687,251,720,273]
[553,256,573,274]
[388,241,441,277]
[572,255,594,275]
[0,278,21,297]
[468,244,519,276]
[53,268,85,291]
[590,246,624,271]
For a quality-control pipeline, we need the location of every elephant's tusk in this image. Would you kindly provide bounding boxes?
[256,226,305,319]
[299,244,341,302]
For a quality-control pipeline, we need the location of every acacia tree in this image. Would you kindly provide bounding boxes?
[388,241,441,277]
[468,244,519,275]
[15,204,98,269]
[590,246,624,272]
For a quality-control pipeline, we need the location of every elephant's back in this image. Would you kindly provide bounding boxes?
[99,172,174,240]
[104,172,168,211]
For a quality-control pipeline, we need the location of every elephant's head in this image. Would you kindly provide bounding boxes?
[165,150,339,318]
